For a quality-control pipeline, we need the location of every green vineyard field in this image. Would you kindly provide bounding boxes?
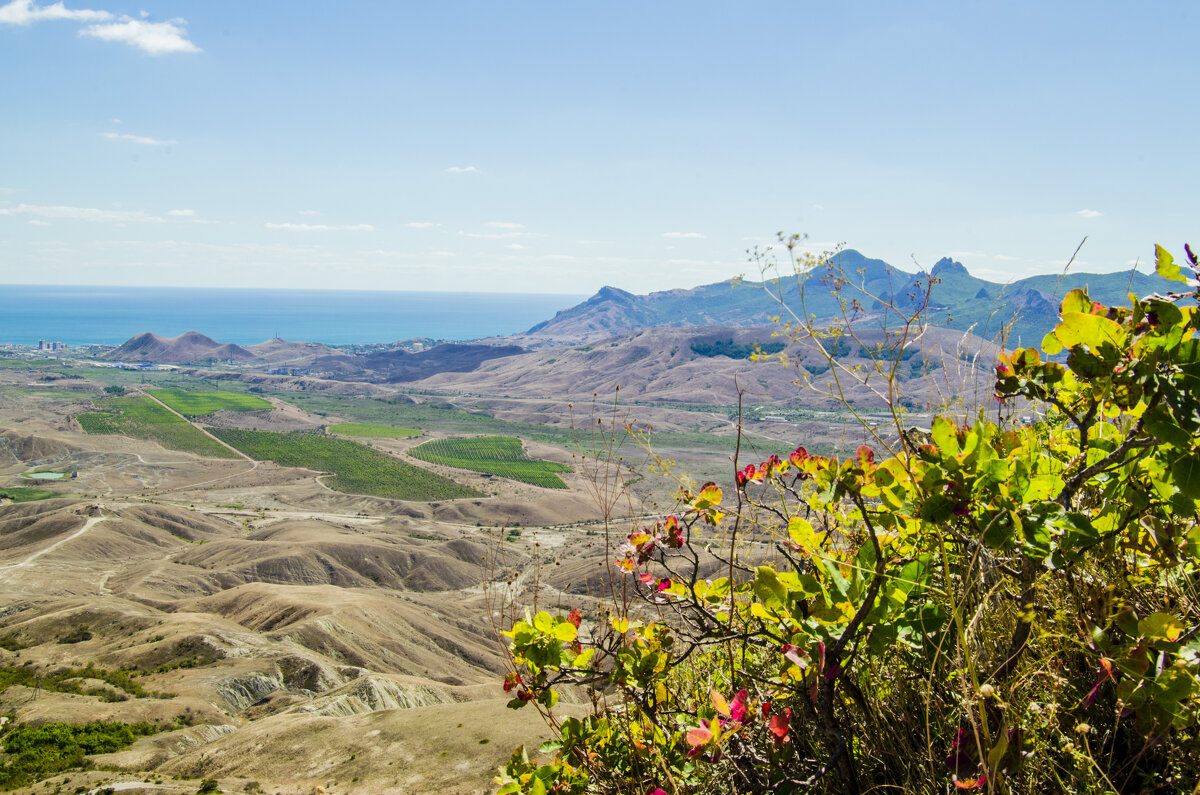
[408,436,571,489]
[148,389,272,415]
[212,428,479,501]
[328,423,422,439]
[76,397,239,459]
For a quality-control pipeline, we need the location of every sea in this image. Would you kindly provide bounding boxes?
[0,285,587,347]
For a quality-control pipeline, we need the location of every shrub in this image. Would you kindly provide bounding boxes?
[495,244,1200,793]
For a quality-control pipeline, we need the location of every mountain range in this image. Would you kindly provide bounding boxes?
[527,249,1172,345]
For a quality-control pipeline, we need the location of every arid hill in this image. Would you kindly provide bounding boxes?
[414,324,1002,410]
[0,495,600,793]
[104,330,257,365]
[245,337,346,366]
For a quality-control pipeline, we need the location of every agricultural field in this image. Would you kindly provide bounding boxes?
[0,486,57,502]
[212,428,480,501]
[408,435,572,489]
[147,388,272,415]
[76,396,240,459]
[328,422,422,438]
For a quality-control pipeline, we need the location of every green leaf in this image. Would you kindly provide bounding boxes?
[1145,405,1192,448]
[1042,331,1064,356]
[1140,612,1184,642]
[1156,244,1188,284]
[919,492,956,523]
[931,416,959,456]
[1060,288,1091,315]
[552,622,577,643]
[753,566,788,609]
[1170,454,1200,498]
[1055,311,1126,351]
[533,611,554,633]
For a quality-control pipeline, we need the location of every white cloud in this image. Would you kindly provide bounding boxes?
[167,208,194,217]
[404,221,439,228]
[1075,209,1102,219]
[264,222,374,232]
[661,231,707,239]
[811,204,825,211]
[992,254,1020,262]
[0,0,111,25]
[486,221,525,229]
[0,203,162,223]
[445,166,479,174]
[506,243,525,250]
[460,230,547,240]
[26,219,51,226]
[947,250,984,259]
[100,131,176,146]
[80,17,200,55]
[298,209,319,216]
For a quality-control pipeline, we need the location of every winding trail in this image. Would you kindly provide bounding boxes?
[0,511,107,582]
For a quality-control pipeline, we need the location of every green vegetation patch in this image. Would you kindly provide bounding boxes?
[148,388,272,415]
[329,422,422,439]
[0,720,159,789]
[0,487,57,503]
[0,662,169,701]
[212,428,479,500]
[408,436,571,489]
[76,396,239,459]
[690,338,786,359]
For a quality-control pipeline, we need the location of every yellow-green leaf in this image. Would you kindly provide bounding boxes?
[1156,244,1188,284]
[787,516,826,554]
[1055,311,1126,351]
[1139,612,1184,642]
[1060,288,1091,315]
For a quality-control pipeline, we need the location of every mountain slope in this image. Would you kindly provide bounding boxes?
[526,250,1173,344]
[103,330,257,364]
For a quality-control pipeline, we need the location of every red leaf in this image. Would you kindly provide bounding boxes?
[768,708,790,740]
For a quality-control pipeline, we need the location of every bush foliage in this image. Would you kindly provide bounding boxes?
[496,244,1200,793]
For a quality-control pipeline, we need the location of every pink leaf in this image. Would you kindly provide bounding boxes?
[730,689,750,723]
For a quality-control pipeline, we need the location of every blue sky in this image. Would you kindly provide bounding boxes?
[1,1,1196,294]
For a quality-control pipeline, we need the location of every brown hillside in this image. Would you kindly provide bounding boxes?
[415,324,1004,409]
[104,330,257,364]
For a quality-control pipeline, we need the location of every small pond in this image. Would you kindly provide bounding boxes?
[23,471,67,480]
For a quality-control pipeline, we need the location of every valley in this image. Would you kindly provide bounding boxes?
[0,255,1070,793]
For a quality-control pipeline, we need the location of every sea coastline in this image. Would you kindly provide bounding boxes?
[0,284,586,347]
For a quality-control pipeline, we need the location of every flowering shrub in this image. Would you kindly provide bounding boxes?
[496,245,1200,794]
